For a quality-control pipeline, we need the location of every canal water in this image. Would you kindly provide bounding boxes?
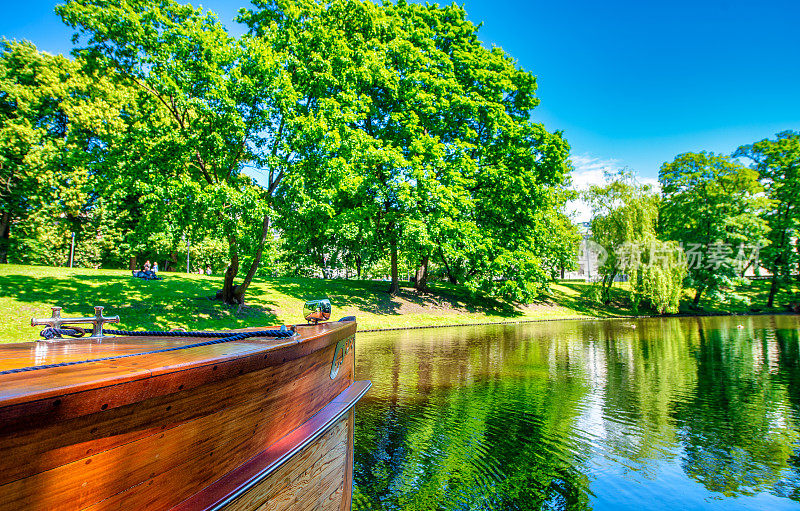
[352,315,800,510]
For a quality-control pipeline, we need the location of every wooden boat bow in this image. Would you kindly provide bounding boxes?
[0,312,369,510]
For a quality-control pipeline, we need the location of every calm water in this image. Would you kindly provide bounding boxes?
[352,316,800,510]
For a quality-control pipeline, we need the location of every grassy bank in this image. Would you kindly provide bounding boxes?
[0,264,796,343]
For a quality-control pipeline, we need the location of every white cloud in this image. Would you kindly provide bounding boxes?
[640,176,661,191]
[565,155,661,223]
[566,155,621,222]
[569,154,621,189]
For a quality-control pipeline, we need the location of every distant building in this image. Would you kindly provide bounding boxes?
[563,221,626,282]
[563,222,601,281]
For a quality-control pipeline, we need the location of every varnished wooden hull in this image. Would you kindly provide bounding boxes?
[0,320,368,510]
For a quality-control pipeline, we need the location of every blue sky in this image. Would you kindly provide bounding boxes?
[3,0,799,218]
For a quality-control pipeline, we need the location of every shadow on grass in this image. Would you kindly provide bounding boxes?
[265,277,523,318]
[0,274,279,330]
[543,282,641,317]
[682,279,800,315]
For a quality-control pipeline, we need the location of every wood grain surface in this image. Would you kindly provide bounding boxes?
[223,413,351,511]
[0,320,364,511]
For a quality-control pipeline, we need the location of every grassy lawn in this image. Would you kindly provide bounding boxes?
[685,278,800,314]
[0,265,594,343]
[0,264,796,343]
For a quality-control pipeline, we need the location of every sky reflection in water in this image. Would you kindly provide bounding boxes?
[352,315,800,510]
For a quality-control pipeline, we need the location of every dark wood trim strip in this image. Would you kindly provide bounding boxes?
[171,380,372,511]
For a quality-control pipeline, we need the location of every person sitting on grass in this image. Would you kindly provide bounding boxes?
[132,261,162,280]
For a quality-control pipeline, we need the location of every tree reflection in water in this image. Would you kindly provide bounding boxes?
[352,316,800,510]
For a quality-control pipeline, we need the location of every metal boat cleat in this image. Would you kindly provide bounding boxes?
[31,306,120,340]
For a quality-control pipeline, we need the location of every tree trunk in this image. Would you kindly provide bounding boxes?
[388,237,400,296]
[221,234,240,304]
[796,243,800,284]
[0,210,10,264]
[356,255,362,280]
[602,272,616,304]
[129,256,137,271]
[414,254,429,292]
[438,246,457,284]
[692,286,705,308]
[768,273,779,308]
[231,214,271,304]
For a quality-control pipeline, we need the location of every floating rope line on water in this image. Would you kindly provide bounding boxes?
[1,327,296,376]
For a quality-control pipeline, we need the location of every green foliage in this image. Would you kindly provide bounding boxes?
[0,39,132,266]
[585,171,660,280]
[628,240,686,314]
[659,151,768,306]
[5,0,799,318]
[580,282,604,304]
[585,171,685,313]
[542,206,582,278]
[735,131,800,307]
[3,0,578,305]
[248,0,573,302]
[56,0,286,302]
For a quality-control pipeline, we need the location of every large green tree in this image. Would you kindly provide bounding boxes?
[659,152,768,308]
[585,171,685,313]
[0,40,71,264]
[57,0,312,304]
[247,0,573,301]
[0,39,132,266]
[735,131,800,308]
[386,0,573,301]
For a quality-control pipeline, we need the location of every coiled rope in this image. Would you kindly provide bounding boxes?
[1,327,296,376]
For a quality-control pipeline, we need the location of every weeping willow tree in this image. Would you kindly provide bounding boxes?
[626,240,686,314]
[585,171,686,313]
